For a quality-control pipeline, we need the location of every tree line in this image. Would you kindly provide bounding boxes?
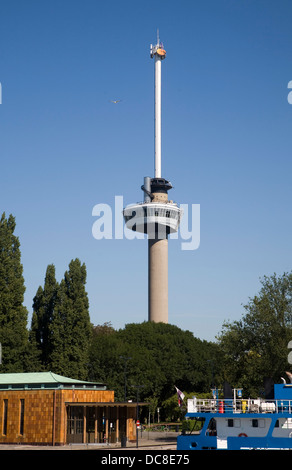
[1,212,292,419]
[0,213,91,378]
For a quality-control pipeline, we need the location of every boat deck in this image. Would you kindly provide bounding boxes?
[187,397,292,415]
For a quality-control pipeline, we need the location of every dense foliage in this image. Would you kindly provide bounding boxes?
[32,302,223,419]
[88,321,220,419]
[217,272,292,396]
[0,212,92,379]
[30,259,92,379]
[0,213,29,371]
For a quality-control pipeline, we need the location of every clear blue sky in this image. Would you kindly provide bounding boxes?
[1,0,292,341]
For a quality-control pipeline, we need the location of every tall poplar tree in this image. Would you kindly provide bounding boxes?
[49,259,91,379]
[30,264,58,367]
[0,213,29,371]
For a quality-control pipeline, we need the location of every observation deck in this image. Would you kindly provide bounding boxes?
[123,176,183,237]
[123,201,182,236]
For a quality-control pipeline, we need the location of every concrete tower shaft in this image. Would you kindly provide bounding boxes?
[148,236,168,322]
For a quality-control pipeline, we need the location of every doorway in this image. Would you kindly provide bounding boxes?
[67,406,84,443]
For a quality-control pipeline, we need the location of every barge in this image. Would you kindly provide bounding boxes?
[177,376,292,450]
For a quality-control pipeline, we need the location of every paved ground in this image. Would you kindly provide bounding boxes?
[0,431,179,451]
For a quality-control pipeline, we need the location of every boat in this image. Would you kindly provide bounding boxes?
[177,376,292,450]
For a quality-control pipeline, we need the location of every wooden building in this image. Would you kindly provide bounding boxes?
[0,372,140,445]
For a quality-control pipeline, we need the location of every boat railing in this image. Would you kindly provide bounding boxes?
[187,397,292,414]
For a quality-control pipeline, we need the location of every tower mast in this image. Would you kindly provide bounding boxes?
[151,32,165,178]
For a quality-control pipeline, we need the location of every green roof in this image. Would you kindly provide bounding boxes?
[0,372,106,390]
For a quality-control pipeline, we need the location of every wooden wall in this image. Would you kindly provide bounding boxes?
[0,389,114,445]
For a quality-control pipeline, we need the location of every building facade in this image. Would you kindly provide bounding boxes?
[0,372,138,445]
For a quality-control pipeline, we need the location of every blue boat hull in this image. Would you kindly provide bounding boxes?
[177,433,292,450]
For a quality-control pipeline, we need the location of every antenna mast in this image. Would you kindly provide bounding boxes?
[150,31,166,178]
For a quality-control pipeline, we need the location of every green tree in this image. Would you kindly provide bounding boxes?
[117,322,220,402]
[0,213,29,371]
[30,264,58,367]
[88,321,221,417]
[89,322,124,397]
[49,259,91,379]
[217,272,292,396]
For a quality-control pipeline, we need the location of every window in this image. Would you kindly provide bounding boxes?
[252,419,265,428]
[227,418,240,428]
[19,399,24,435]
[2,400,8,435]
[206,418,217,436]
[281,418,292,429]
